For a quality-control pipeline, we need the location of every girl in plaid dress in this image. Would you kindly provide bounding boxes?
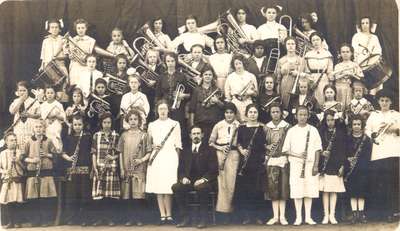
[9,81,40,149]
[91,112,120,226]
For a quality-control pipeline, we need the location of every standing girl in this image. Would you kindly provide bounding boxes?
[304,32,333,105]
[264,103,291,225]
[318,110,346,224]
[61,115,92,226]
[208,36,232,90]
[9,81,40,149]
[282,106,322,225]
[91,112,120,226]
[344,115,372,224]
[258,75,282,124]
[23,120,58,227]
[118,109,151,226]
[189,67,224,141]
[86,78,112,133]
[235,104,266,225]
[39,85,66,153]
[209,103,240,224]
[276,37,306,109]
[224,54,258,122]
[146,100,182,225]
[120,71,150,131]
[76,54,103,101]
[0,133,25,228]
[333,44,363,106]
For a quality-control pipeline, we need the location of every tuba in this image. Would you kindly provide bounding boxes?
[171,84,185,110]
[87,94,111,118]
[130,54,160,87]
[133,23,167,60]
[104,73,128,95]
[218,9,251,57]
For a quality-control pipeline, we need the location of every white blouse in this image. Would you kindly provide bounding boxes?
[208,53,232,78]
[282,124,322,163]
[224,71,258,101]
[365,110,400,161]
[171,32,214,52]
[257,21,287,40]
[351,32,382,65]
[40,35,66,65]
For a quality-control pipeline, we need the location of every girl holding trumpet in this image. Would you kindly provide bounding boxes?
[365,90,400,222]
[189,66,224,141]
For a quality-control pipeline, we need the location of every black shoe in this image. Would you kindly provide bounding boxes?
[92,220,103,226]
[166,216,175,225]
[176,216,190,228]
[350,211,358,224]
[359,211,367,224]
[197,219,207,229]
[136,220,144,226]
[158,217,166,226]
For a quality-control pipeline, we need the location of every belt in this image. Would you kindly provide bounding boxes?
[309,69,326,74]
[26,169,53,177]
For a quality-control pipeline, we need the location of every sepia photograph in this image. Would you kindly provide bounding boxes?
[0,0,398,230]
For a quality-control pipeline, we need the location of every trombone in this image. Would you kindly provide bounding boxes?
[172,84,186,110]
[279,15,292,38]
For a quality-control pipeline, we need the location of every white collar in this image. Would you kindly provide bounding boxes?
[351,98,367,106]
[266,120,289,129]
[192,142,201,151]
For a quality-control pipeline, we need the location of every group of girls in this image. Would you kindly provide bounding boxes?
[0,3,398,229]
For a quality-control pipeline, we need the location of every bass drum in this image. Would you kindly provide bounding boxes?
[359,54,392,89]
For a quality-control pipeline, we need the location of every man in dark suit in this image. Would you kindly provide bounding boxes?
[172,126,218,229]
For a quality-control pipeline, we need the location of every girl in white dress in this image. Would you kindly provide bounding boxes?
[146,100,182,225]
[282,105,322,225]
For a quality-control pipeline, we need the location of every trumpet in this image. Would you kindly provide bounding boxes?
[373,121,394,145]
[87,94,111,118]
[171,84,185,110]
[104,73,128,95]
[131,54,160,87]
[202,89,222,107]
[133,23,168,60]
[218,9,252,57]
[235,80,254,101]
[177,56,201,88]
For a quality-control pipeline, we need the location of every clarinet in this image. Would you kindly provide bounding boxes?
[35,137,44,186]
[300,130,310,178]
[238,126,259,176]
[126,133,144,180]
[148,124,177,166]
[344,135,366,182]
[321,128,336,175]
[67,131,83,181]
[266,125,289,164]
[219,125,238,171]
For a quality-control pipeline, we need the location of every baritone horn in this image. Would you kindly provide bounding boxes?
[177,56,201,88]
[171,84,186,110]
[133,23,168,60]
[218,9,252,57]
[87,94,111,118]
[104,73,128,95]
[131,54,160,87]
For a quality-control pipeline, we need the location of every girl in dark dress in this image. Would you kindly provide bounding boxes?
[258,74,283,124]
[235,104,266,225]
[318,110,346,225]
[344,115,372,224]
[61,115,92,226]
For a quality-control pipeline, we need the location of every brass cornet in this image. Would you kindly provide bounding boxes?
[373,121,394,145]
[202,89,222,107]
[172,84,185,110]
[235,80,254,101]
[87,94,111,118]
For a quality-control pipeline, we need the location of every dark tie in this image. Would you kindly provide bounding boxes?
[193,145,198,153]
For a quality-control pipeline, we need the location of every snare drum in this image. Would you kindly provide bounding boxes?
[33,60,68,86]
[360,55,392,89]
